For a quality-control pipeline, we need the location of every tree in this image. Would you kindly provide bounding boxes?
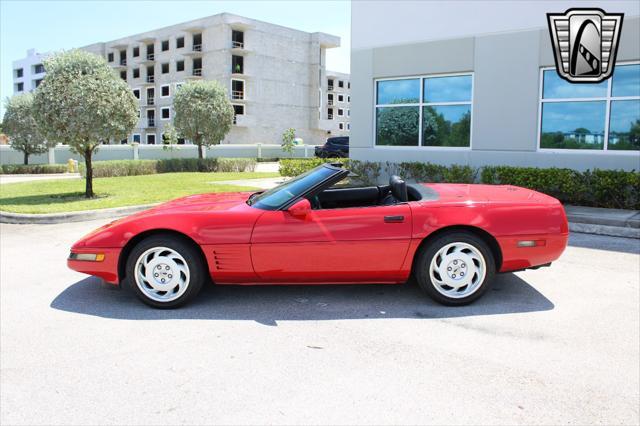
[173,81,234,159]
[2,93,49,165]
[162,123,179,154]
[33,50,137,198]
[281,128,296,157]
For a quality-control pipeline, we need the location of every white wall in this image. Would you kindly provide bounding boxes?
[0,144,321,165]
[352,0,640,50]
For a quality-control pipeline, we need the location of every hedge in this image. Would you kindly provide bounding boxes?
[278,159,640,209]
[80,160,158,178]
[279,158,343,177]
[1,164,68,174]
[279,159,474,184]
[156,158,256,173]
[79,158,257,178]
[482,166,640,210]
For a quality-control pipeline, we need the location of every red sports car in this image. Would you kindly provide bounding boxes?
[68,163,569,308]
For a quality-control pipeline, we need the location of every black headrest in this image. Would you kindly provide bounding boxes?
[389,175,408,202]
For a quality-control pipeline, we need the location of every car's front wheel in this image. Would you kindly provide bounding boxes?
[415,232,496,306]
[125,235,206,308]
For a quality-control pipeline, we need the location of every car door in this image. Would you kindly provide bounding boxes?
[250,203,412,283]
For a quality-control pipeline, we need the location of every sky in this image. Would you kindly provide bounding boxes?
[0,0,351,117]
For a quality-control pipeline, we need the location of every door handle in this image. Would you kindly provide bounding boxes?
[384,215,404,223]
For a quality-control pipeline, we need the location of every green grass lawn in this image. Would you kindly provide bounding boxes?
[0,172,279,214]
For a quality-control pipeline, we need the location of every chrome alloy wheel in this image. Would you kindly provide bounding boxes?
[134,247,190,302]
[428,242,487,299]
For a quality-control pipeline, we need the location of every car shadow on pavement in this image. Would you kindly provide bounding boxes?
[51,273,554,325]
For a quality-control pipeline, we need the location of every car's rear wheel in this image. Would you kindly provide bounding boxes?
[415,232,495,306]
[126,235,206,308]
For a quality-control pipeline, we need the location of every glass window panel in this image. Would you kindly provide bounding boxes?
[422,105,471,147]
[542,70,607,99]
[376,79,420,105]
[612,64,640,98]
[540,101,606,149]
[375,107,419,146]
[424,75,472,103]
[608,100,640,151]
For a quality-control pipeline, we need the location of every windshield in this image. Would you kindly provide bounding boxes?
[249,165,337,210]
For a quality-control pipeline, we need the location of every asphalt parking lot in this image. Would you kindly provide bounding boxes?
[1,219,639,425]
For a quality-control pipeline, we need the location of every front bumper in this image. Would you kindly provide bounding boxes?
[67,247,121,285]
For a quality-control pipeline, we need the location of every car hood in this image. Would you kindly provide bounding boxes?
[144,191,253,213]
[71,191,257,249]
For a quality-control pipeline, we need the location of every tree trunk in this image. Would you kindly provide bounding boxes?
[84,149,94,198]
[197,139,203,159]
[23,151,29,165]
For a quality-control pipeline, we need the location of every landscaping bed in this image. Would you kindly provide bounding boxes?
[0,172,277,214]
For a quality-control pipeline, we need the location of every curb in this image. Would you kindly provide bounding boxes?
[568,222,640,239]
[0,204,157,224]
[565,212,640,229]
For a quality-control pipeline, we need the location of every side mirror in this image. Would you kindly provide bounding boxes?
[288,198,311,218]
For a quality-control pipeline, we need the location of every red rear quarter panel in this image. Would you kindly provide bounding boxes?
[410,184,569,272]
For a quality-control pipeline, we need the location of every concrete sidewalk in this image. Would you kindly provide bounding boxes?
[0,173,80,185]
[565,205,640,239]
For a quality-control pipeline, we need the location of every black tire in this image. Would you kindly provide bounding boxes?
[124,235,207,309]
[414,232,496,306]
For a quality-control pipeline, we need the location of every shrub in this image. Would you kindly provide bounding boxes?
[398,162,476,183]
[481,166,640,210]
[75,158,259,177]
[583,169,640,210]
[1,164,67,174]
[216,158,257,172]
[80,160,158,178]
[279,158,344,177]
[279,159,473,185]
[347,160,382,185]
[156,158,218,173]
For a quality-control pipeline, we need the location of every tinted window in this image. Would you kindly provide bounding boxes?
[540,101,606,149]
[423,75,472,103]
[608,99,640,151]
[612,64,640,98]
[251,166,337,210]
[376,107,419,146]
[328,137,348,146]
[376,79,420,104]
[423,105,471,147]
[543,69,607,99]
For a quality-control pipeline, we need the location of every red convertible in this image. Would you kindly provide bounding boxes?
[68,163,569,308]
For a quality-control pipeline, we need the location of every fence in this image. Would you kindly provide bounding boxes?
[0,143,320,165]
